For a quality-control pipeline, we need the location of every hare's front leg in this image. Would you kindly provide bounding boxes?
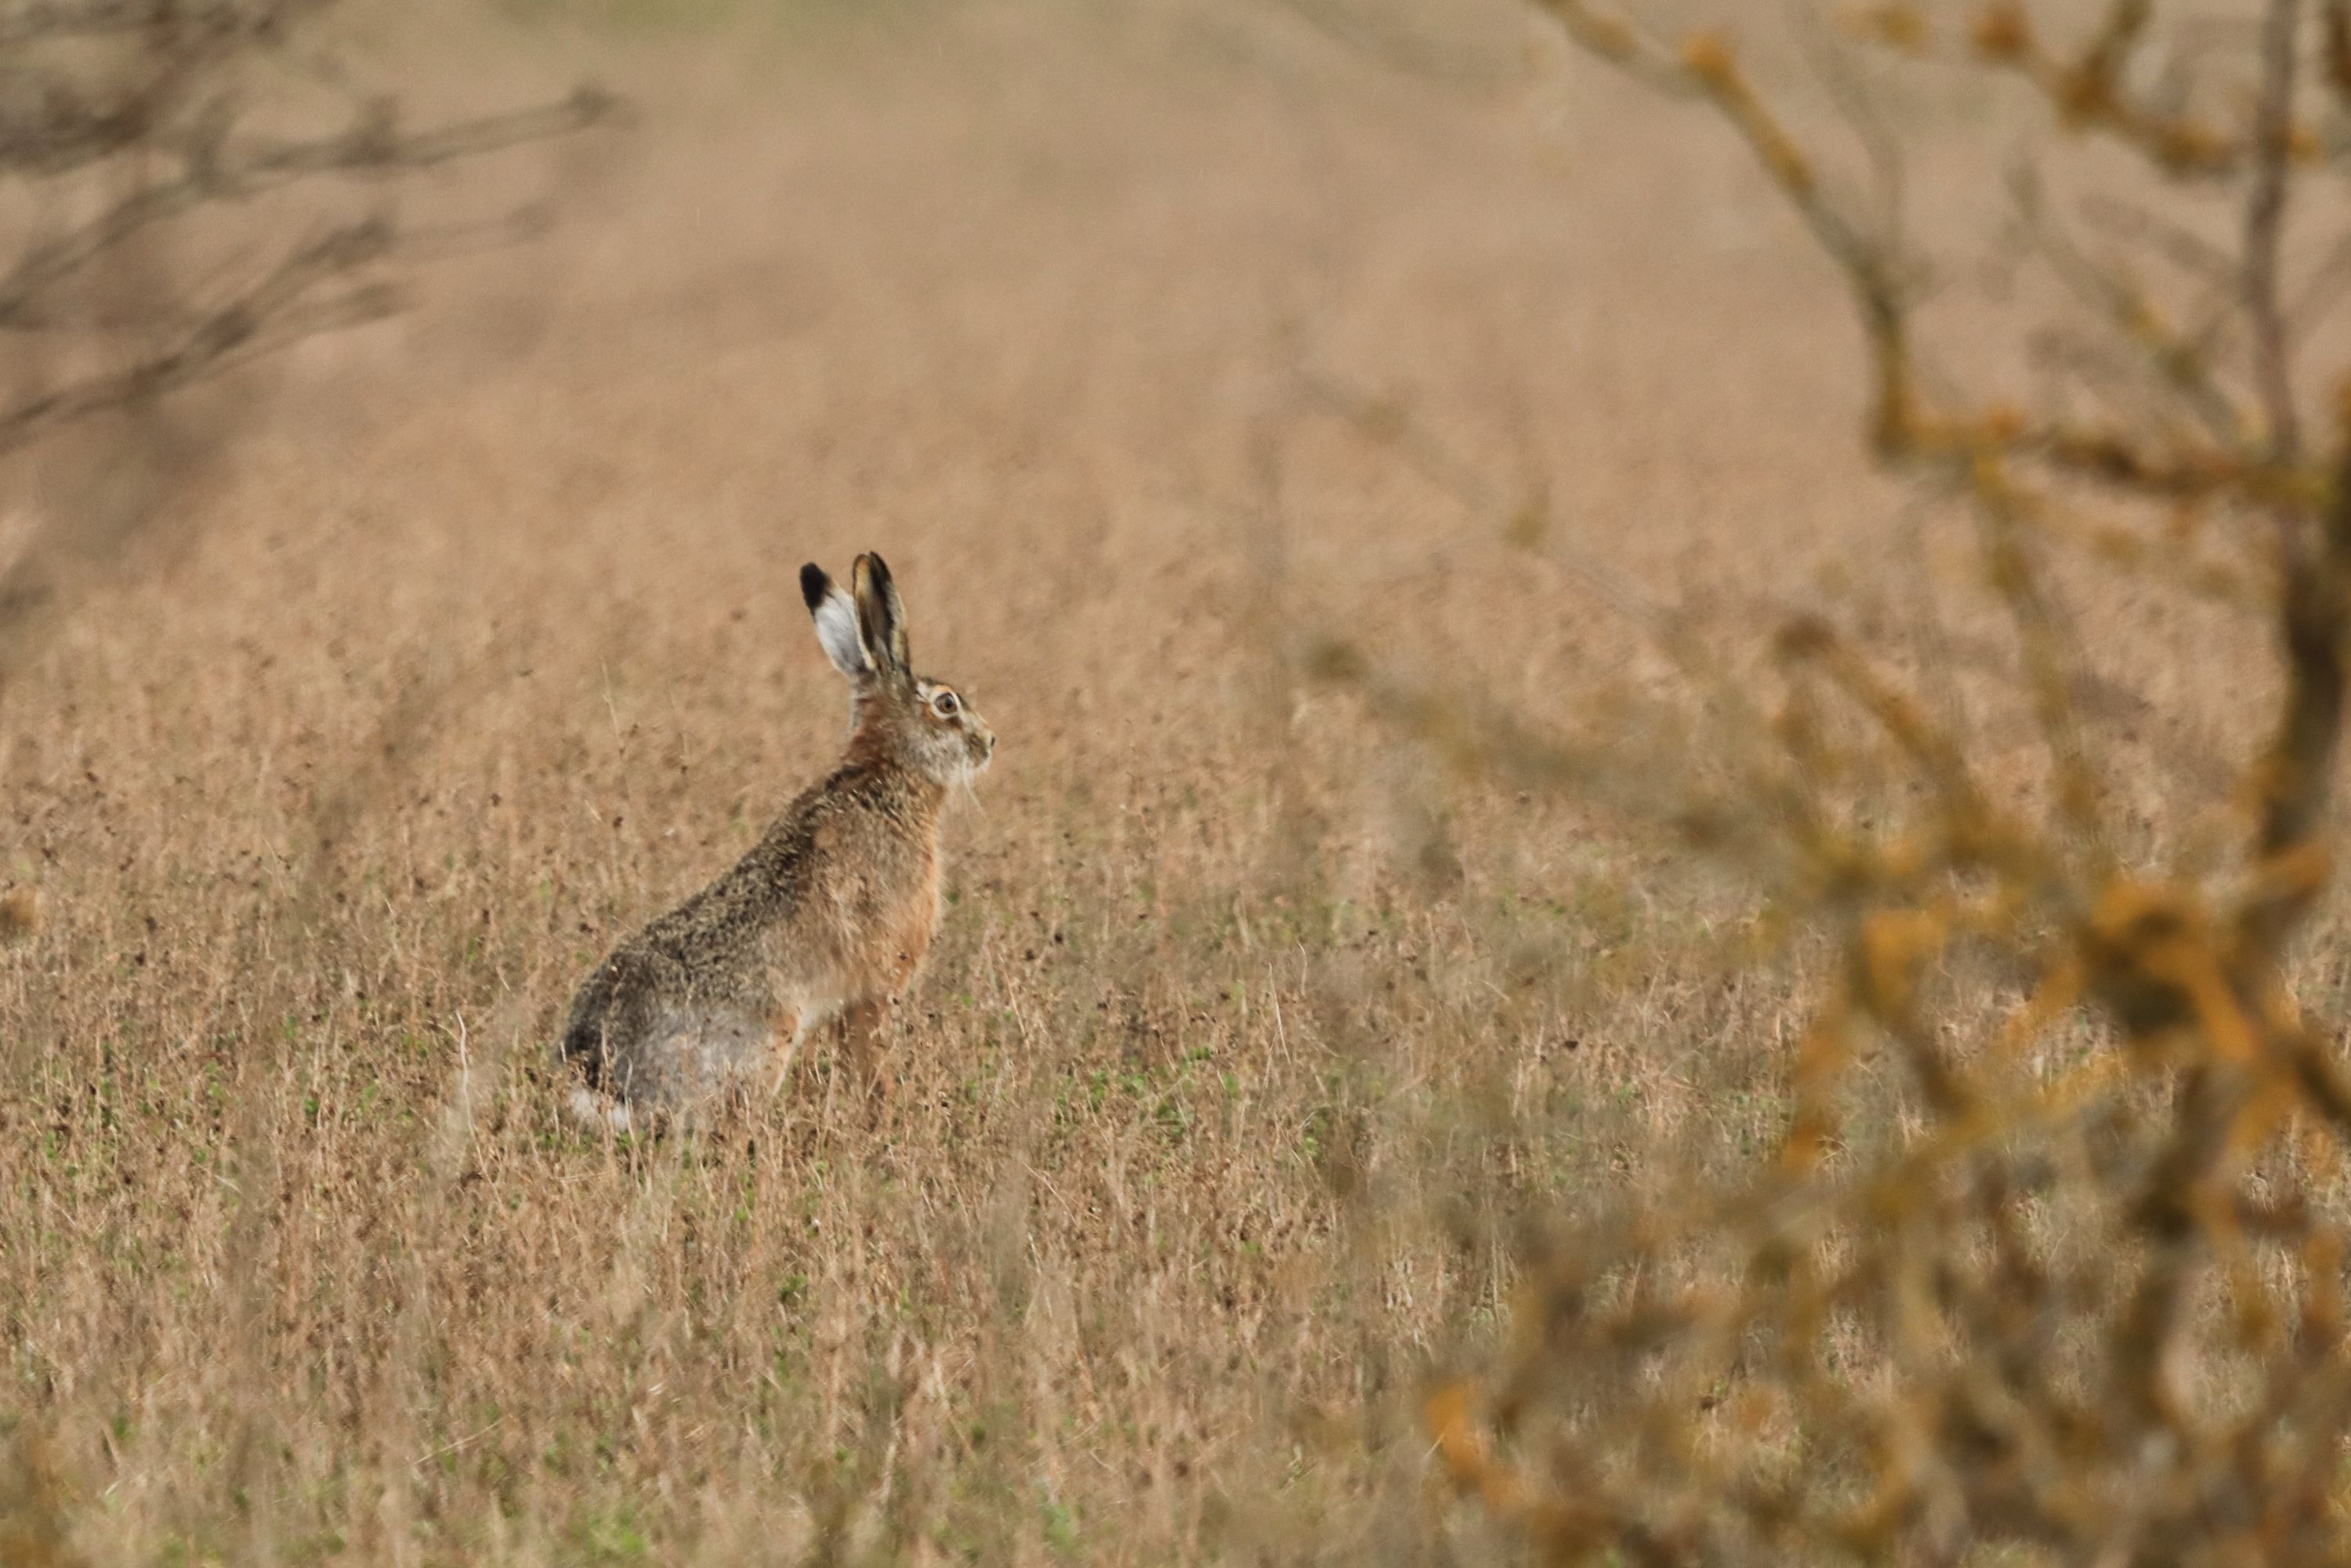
[841,994,896,1106]
[763,1005,805,1099]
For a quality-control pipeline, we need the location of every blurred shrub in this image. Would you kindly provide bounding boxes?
[1350,2,2351,1560]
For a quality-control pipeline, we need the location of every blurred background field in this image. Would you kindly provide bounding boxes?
[2,1,2340,1563]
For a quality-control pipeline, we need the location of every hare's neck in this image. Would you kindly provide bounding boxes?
[843,719,909,774]
[841,730,947,822]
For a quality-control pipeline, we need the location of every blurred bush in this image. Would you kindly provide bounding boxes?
[1367,2,2351,1560]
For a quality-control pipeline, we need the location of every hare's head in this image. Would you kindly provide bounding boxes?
[800,552,994,787]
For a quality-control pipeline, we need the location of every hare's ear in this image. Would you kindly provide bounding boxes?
[852,552,911,680]
[801,563,872,680]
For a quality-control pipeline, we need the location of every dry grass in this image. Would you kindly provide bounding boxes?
[2,1,2334,1563]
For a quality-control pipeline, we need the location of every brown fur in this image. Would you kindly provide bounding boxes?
[559,552,992,1128]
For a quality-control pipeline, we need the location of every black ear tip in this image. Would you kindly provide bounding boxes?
[863,551,893,584]
[799,563,830,610]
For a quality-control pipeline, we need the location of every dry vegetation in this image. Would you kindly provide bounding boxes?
[5,0,2349,1564]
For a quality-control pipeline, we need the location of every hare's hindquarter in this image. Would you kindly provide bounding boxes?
[559,876,798,1116]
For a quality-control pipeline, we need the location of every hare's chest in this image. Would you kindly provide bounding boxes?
[872,853,944,974]
[791,834,940,987]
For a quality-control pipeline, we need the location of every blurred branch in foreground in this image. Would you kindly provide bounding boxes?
[0,0,618,692]
[1300,0,2351,1559]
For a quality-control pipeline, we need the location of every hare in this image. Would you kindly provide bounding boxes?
[560,552,994,1130]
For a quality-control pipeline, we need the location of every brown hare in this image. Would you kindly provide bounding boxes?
[560,552,993,1130]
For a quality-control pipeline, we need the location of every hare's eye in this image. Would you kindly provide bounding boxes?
[931,690,960,719]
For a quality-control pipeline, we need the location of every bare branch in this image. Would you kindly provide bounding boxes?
[0,1,277,47]
[0,217,393,455]
[0,0,328,175]
[1537,2,1918,456]
[0,0,618,458]
[0,0,621,704]
[2246,0,2304,471]
[1882,0,2249,177]
[0,85,618,331]
[2011,168,2247,449]
[2324,0,2351,107]
[2235,439,2351,958]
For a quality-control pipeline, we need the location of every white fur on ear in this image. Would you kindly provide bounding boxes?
[811,586,872,679]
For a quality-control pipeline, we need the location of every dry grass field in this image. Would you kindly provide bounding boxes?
[5,1,2346,1563]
